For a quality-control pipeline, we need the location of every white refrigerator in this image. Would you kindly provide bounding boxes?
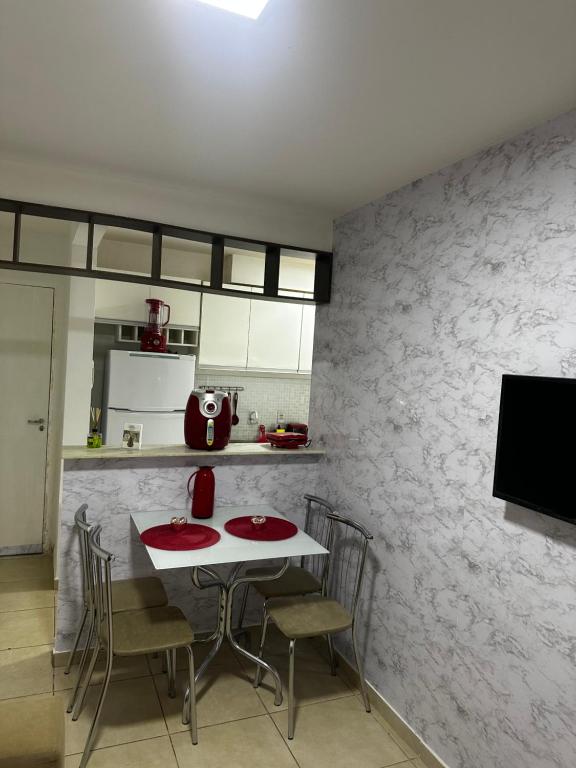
[102,350,196,446]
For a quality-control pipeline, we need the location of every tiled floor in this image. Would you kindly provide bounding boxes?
[0,554,426,768]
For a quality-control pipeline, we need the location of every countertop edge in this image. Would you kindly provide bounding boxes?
[62,443,325,469]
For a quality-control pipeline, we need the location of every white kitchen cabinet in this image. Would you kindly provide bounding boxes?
[94,279,150,323]
[247,299,302,371]
[95,280,200,327]
[298,304,315,372]
[150,286,200,327]
[199,293,251,368]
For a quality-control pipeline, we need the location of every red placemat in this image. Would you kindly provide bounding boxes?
[140,523,220,551]
[224,516,298,541]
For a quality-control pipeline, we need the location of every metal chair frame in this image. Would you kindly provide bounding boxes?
[254,511,373,739]
[66,505,174,719]
[78,526,197,768]
[236,495,335,661]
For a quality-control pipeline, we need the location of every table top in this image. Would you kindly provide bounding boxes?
[131,504,328,570]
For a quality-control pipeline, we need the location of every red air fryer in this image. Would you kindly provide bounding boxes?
[184,390,231,450]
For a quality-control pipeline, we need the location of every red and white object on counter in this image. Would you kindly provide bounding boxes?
[140,298,171,353]
[266,431,310,449]
[184,390,231,450]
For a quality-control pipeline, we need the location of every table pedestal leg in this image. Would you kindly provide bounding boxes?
[183,558,289,718]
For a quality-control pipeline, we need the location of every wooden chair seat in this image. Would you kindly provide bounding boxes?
[111,605,194,656]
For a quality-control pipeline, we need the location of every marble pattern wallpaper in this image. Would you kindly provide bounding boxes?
[57,458,318,653]
[309,110,576,768]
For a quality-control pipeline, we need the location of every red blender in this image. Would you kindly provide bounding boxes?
[140,298,171,353]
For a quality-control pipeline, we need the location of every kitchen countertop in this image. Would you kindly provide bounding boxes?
[62,442,325,468]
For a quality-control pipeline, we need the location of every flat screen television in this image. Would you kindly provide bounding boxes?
[493,374,576,525]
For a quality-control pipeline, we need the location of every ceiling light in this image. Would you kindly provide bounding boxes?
[195,0,269,19]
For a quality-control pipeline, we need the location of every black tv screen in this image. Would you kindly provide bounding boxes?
[493,375,576,525]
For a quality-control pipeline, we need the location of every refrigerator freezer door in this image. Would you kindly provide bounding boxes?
[104,409,186,446]
[105,350,195,411]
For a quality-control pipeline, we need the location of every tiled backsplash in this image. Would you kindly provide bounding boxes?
[195,371,311,442]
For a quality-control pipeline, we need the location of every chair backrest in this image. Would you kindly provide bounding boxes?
[301,494,335,583]
[325,513,373,623]
[73,504,91,606]
[87,525,115,651]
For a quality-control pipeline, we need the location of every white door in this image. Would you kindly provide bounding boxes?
[247,299,302,371]
[0,283,53,554]
[199,293,251,368]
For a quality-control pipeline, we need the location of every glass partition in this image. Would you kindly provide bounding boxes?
[93,226,153,276]
[0,211,14,262]
[223,243,266,293]
[19,216,80,267]
[278,249,316,298]
[160,235,211,285]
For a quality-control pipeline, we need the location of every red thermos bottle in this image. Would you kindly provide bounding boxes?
[187,467,215,519]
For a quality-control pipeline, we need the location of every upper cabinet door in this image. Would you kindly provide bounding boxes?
[299,305,315,372]
[247,300,302,371]
[94,279,150,323]
[199,293,250,368]
[150,286,200,328]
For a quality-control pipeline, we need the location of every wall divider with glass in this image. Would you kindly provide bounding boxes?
[0,198,332,304]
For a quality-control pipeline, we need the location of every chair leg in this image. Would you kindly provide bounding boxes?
[288,638,296,740]
[253,609,270,689]
[72,639,100,721]
[67,615,95,714]
[167,648,177,698]
[79,648,114,768]
[64,606,89,675]
[237,583,249,630]
[183,645,198,744]
[325,634,337,676]
[162,651,168,674]
[352,627,371,713]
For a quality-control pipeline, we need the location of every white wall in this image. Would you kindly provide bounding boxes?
[0,153,333,251]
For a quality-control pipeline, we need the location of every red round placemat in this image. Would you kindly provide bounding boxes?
[140,523,220,551]
[224,516,298,541]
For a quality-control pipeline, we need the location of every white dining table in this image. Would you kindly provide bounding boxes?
[131,504,328,707]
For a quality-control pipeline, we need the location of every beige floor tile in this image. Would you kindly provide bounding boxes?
[171,714,298,768]
[253,649,356,713]
[0,607,54,650]
[0,554,53,582]
[409,760,428,768]
[154,659,266,732]
[271,696,408,768]
[65,676,167,755]
[369,700,418,759]
[0,644,53,699]
[65,735,178,767]
[0,578,55,612]
[55,653,150,692]
[146,640,239,675]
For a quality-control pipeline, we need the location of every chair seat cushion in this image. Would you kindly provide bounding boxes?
[267,594,352,639]
[246,565,321,598]
[112,577,167,612]
[112,605,194,656]
[0,695,64,767]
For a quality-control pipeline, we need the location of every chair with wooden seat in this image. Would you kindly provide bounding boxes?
[254,512,373,739]
[237,495,335,661]
[66,505,169,717]
[77,526,198,768]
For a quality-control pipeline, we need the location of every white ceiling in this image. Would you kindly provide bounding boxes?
[1,0,575,217]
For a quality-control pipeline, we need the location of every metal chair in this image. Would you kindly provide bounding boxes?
[254,512,373,739]
[66,505,169,718]
[78,526,198,768]
[237,495,334,657]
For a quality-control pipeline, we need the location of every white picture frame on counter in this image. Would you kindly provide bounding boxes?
[122,423,143,449]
